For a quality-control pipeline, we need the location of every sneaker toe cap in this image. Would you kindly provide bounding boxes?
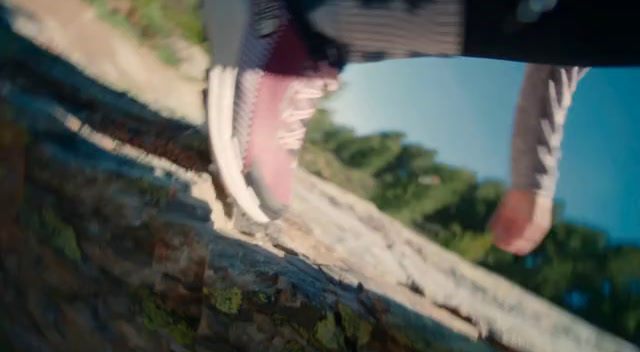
[246,164,289,221]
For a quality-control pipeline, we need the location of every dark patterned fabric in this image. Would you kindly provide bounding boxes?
[299,0,464,63]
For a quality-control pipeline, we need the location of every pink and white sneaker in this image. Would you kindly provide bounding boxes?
[202,0,343,223]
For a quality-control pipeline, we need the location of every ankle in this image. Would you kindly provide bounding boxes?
[288,0,465,62]
[282,0,348,70]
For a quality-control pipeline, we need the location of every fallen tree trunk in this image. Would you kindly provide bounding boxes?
[0,17,496,352]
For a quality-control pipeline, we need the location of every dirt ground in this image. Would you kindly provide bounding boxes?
[9,0,206,125]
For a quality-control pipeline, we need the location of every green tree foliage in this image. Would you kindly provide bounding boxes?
[422,180,505,232]
[334,131,406,174]
[375,144,437,177]
[305,109,357,150]
[300,111,377,198]
[301,111,640,344]
[305,109,336,145]
[373,161,476,224]
[607,246,640,291]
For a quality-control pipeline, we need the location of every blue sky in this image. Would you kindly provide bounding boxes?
[325,57,640,244]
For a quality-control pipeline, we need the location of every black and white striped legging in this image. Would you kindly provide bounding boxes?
[291,0,640,67]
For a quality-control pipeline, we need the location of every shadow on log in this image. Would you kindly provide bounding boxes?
[0,7,498,352]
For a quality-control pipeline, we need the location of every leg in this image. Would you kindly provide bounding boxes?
[300,0,640,67]
[463,0,640,66]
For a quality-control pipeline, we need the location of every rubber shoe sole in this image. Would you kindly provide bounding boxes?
[202,0,272,224]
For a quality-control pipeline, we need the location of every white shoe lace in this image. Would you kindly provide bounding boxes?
[278,66,339,151]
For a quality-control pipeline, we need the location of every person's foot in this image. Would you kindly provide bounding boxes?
[202,0,342,223]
